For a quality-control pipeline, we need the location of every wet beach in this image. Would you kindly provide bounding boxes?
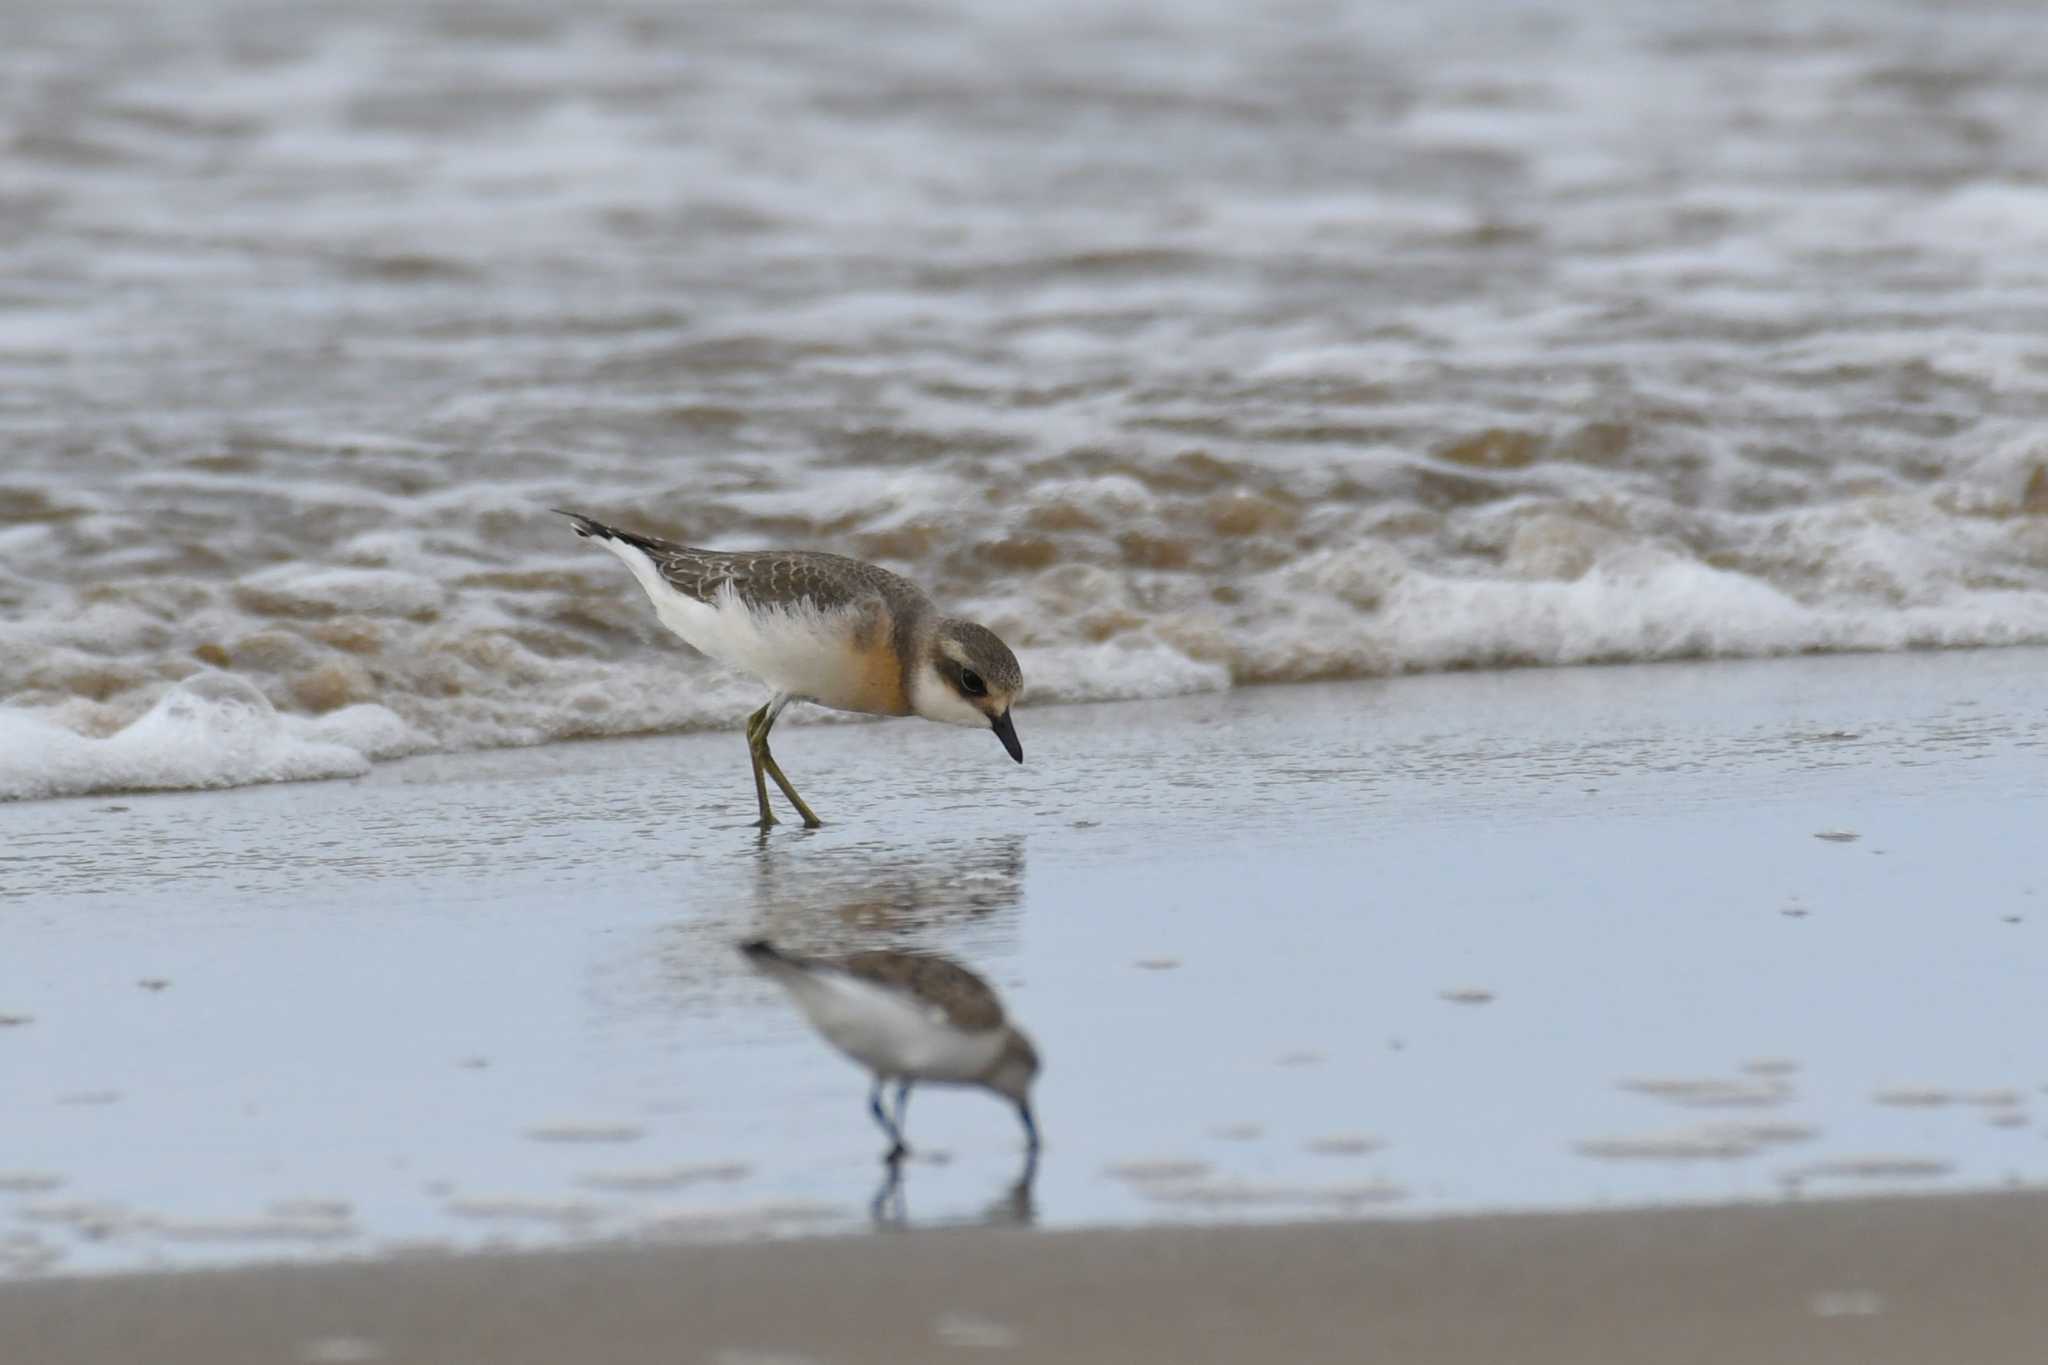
[10,1187,2048,1365]
[3,647,2044,1286]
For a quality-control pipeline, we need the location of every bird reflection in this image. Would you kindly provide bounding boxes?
[722,835,1040,1233]
[748,833,1025,947]
[740,939,1040,1159]
[871,1149,1039,1230]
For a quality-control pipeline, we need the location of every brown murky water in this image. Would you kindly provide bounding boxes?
[6,0,2048,799]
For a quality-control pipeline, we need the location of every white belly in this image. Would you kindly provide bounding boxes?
[601,539,885,712]
[662,589,864,704]
[783,971,1005,1083]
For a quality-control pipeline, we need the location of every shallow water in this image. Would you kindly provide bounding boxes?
[7,0,2048,798]
[2,650,2043,1275]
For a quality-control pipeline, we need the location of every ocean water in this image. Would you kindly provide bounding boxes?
[5,0,2048,799]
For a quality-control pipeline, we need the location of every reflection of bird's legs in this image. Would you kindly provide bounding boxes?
[870,1159,907,1225]
[996,1144,1040,1225]
[1016,1100,1040,1154]
[869,1079,908,1162]
[748,692,820,829]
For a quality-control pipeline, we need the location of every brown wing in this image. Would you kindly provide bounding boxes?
[560,511,926,615]
[653,547,919,615]
[838,950,1007,1032]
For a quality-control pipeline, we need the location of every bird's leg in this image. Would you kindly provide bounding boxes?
[759,751,821,829]
[751,692,822,829]
[1016,1100,1040,1154]
[744,702,776,829]
[869,1078,909,1163]
[893,1080,914,1140]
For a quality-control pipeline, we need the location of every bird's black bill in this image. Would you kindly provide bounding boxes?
[992,709,1023,764]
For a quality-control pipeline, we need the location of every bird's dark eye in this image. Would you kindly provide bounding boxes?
[959,668,987,697]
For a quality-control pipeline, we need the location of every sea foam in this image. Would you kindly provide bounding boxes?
[5,0,2048,800]
[0,675,415,803]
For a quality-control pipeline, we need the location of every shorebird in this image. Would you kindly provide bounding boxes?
[557,511,1024,828]
[740,940,1040,1163]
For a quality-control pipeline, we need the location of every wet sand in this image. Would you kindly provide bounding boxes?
[3,648,2047,1297]
[8,1188,2048,1364]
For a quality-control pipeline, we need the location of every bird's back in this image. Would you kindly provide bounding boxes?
[561,513,931,715]
[565,514,930,616]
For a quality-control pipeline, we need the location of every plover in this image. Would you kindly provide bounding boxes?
[558,511,1024,828]
[740,940,1040,1163]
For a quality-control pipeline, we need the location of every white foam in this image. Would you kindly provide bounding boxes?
[0,675,375,802]
[233,566,448,619]
[294,704,432,761]
[5,0,2048,804]
[1022,640,1232,705]
[1235,524,2048,683]
[1912,183,2048,255]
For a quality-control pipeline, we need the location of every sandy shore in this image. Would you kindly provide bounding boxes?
[8,1187,2048,1364]
[4,647,2048,1354]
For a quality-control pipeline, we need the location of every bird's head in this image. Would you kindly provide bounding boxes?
[911,619,1024,763]
[983,1027,1040,1104]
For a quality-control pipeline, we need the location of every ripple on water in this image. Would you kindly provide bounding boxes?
[1873,1086,2027,1109]
[637,1201,847,1239]
[521,1120,646,1144]
[575,1162,752,1192]
[148,1213,358,1244]
[1136,1179,1408,1210]
[1438,987,1496,1005]
[1618,1076,1796,1109]
[1104,1159,1214,1185]
[1780,1156,1956,1186]
[443,1196,605,1226]
[1576,1122,1819,1162]
[1304,1135,1386,1157]
[1742,1058,1801,1077]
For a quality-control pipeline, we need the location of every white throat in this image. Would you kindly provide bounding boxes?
[908,659,989,729]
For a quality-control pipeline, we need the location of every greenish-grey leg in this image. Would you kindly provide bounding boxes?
[751,693,822,829]
[744,702,776,828]
[760,751,822,829]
